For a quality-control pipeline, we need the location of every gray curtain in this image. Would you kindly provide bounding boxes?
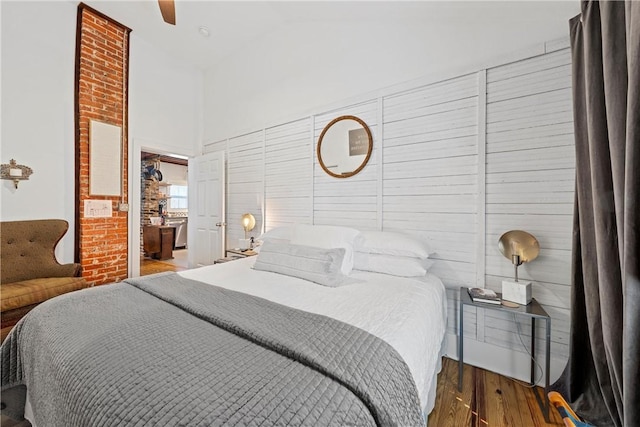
[552,1,639,426]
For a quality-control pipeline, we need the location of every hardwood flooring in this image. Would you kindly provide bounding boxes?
[428,357,564,426]
[2,357,563,427]
[140,257,187,276]
[140,248,189,276]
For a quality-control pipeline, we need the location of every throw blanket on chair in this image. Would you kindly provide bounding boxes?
[1,272,424,426]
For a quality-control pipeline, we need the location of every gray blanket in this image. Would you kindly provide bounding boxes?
[1,272,424,426]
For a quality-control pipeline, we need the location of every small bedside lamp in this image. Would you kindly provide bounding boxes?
[241,213,255,239]
[498,230,540,305]
[240,213,255,250]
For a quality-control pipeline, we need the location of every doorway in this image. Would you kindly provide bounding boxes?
[129,140,225,278]
[140,152,189,276]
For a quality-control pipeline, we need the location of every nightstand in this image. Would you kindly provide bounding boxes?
[226,249,257,258]
[458,286,551,422]
[214,249,258,264]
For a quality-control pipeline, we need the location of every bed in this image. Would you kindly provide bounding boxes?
[1,226,447,427]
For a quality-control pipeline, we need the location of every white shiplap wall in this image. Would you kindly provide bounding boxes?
[314,101,380,230]
[382,73,480,339]
[265,118,313,229]
[483,48,574,363]
[203,42,575,382]
[226,131,264,249]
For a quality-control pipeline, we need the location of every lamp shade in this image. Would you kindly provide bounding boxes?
[498,230,540,265]
[241,213,256,232]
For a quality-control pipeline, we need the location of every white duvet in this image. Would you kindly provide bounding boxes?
[180,257,448,416]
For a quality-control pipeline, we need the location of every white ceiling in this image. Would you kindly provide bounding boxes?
[81,1,580,71]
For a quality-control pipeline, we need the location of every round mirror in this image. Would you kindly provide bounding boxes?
[317,115,373,178]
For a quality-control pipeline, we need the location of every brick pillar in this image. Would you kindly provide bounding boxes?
[75,4,131,285]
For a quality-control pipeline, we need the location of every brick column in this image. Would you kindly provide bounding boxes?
[75,4,131,285]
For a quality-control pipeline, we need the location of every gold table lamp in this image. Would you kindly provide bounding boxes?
[498,230,540,305]
[241,213,255,239]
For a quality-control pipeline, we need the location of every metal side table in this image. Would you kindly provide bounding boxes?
[458,287,551,423]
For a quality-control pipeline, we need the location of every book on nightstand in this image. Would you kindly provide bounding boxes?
[467,287,501,304]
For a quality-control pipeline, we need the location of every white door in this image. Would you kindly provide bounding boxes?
[188,151,225,267]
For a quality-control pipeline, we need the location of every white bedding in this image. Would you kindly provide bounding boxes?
[23,256,447,425]
[180,256,448,415]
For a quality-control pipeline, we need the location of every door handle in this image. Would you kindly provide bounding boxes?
[216,222,226,227]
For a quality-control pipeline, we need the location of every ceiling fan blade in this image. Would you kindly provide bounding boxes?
[158,0,176,25]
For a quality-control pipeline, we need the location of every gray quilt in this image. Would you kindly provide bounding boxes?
[1,272,424,426]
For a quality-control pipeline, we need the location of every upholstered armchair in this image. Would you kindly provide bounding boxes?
[1,219,88,341]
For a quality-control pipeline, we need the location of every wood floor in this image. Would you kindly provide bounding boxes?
[428,357,563,426]
[140,248,189,276]
[2,357,562,426]
[140,257,187,276]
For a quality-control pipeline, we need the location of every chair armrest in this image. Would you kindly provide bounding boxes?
[49,263,82,278]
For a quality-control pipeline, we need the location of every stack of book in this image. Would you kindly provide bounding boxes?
[467,287,501,304]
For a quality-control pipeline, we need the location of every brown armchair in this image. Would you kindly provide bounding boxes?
[1,219,88,341]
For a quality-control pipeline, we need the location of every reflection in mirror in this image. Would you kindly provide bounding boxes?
[317,115,373,178]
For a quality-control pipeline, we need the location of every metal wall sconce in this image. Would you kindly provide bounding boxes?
[1,159,33,189]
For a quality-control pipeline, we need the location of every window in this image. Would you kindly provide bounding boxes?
[169,185,188,209]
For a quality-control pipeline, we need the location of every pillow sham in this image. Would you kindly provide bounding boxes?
[258,225,294,242]
[353,253,435,277]
[253,241,348,287]
[354,230,434,259]
[290,224,360,275]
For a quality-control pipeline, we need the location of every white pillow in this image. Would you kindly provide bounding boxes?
[290,224,360,275]
[253,241,347,287]
[256,226,293,251]
[258,225,294,242]
[353,253,434,277]
[354,230,434,259]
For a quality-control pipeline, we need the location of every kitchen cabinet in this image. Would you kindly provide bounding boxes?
[143,225,175,260]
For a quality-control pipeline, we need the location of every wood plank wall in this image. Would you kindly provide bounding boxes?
[205,43,575,377]
[483,49,574,361]
[265,119,313,229]
[226,131,264,247]
[314,101,380,230]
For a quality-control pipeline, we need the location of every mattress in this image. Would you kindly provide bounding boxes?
[15,256,447,425]
[180,256,448,414]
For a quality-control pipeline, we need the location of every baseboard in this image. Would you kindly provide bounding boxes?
[443,332,566,386]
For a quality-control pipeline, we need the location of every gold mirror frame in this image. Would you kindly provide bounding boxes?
[317,115,373,178]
